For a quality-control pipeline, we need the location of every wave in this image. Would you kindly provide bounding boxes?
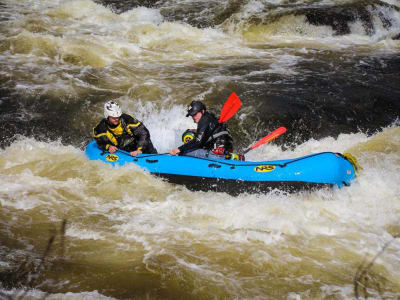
[0,127,399,298]
[220,0,400,45]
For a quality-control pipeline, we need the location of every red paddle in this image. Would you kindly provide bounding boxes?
[243,127,287,154]
[218,92,242,123]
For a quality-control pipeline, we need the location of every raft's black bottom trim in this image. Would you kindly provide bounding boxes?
[154,173,332,195]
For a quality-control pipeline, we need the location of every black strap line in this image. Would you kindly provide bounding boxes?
[276,152,339,168]
[107,148,339,168]
[147,152,339,167]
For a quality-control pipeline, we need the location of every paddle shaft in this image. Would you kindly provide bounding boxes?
[242,127,287,154]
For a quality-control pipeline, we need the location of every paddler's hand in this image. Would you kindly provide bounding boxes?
[169,148,180,155]
[108,146,118,153]
[130,149,142,156]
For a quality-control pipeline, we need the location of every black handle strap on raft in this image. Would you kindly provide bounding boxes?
[208,163,222,168]
[146,159,159,163]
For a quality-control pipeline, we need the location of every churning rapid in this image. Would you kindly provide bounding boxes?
[0,0,399,299]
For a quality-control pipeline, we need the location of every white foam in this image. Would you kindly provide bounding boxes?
[120,7,163,25]
[0,289,116,300]
[66,223,105,240]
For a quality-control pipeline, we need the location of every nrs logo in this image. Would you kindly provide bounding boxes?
[106,154,119,162]
[254,165,276,172]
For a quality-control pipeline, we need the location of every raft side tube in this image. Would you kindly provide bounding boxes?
[85,140,357,193]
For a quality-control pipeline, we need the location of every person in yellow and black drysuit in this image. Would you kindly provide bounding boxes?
[93,101,157,156]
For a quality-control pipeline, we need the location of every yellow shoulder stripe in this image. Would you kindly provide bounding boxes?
[127,121,141,128]
[94,132,107,138]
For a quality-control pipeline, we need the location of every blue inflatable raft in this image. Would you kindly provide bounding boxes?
[85,140,358,195]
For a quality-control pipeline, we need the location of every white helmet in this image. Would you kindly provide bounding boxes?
[104,101,122,118]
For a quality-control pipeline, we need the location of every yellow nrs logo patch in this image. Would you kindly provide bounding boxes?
[106,154,119,162]
[254,165,276,172]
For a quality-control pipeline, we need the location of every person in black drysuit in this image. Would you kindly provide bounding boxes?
[169,100,243,160]
[93,101,157,156]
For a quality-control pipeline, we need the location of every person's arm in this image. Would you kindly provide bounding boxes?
[177,115,209,154]
[93,121,115,151]
[125,114,152,152]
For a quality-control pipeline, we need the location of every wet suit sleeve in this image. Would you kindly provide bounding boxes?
[124,114,151,151]
[93,120,113,151]
[178,115,210,154]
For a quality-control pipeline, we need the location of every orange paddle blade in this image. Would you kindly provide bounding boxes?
[251,127,287,150]
[218,92,242,123]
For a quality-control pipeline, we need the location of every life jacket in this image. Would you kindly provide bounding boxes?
[178,111,233,155]
[93,113,159,153]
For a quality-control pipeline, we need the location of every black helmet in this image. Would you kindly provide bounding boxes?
[186,101,206,117]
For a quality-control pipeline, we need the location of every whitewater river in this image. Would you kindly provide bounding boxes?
[0,0,399,299]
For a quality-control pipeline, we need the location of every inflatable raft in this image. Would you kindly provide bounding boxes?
[85,140,358,195]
